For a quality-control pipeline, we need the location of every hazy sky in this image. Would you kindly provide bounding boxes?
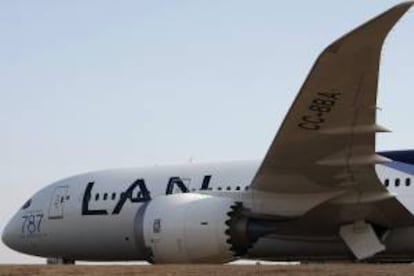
[1,0,413,264]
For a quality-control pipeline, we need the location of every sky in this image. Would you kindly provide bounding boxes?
[1,0,413,264]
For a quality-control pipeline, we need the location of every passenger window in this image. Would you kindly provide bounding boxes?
[384,179,389,187]
[226,186,231,191]
[103,193,108,201]
[95,193,100,201]
[395,179,401,187]
[236,186,241,191]
[245,186,250,191]
[218,187,222,191]
[111,193,116,200]
[406,178,411,187]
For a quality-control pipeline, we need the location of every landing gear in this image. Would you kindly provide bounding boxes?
[46,257,75,265]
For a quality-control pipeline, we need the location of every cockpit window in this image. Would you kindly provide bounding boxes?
[21,199,32,210]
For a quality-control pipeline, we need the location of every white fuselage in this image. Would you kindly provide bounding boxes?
[3,161,256,261]
[3,160,414,262]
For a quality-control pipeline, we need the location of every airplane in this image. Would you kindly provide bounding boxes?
[3,2,414,264]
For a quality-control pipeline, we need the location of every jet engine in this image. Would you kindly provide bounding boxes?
[134,193,264,264]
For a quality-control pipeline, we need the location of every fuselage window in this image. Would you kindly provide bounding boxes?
[103,193,108,201]
[95,193,100,201]
[111,193,116,200]
[236,186,241,191]
[384,179,389,187]
[395,179,401,187]
[245,186,250,191]
[226,186,231,191]
[406,178,411,187]
[21,199,32,210]
[218,187,222,191]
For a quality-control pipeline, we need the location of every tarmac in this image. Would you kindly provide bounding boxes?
[1,264,414,276]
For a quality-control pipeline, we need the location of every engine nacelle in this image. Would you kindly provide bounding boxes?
[136,193,238,264]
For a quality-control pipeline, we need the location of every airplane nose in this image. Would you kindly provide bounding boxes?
[2,213,44,256]
[2,216,21,252]
[2,218,16,250]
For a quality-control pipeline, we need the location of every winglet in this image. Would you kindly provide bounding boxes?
[326,1,413,54]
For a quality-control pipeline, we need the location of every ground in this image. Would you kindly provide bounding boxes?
[1,264,414,276]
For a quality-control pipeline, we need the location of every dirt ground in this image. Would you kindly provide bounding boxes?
[1,264,414,276]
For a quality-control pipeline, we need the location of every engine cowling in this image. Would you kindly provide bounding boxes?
[135,193,239,264]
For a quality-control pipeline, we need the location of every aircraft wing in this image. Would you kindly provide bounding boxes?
[249,2,414,231]
[249,3,414,259]
[252,2,413,196]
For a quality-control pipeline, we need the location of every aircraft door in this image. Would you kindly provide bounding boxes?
[48,186,69,219]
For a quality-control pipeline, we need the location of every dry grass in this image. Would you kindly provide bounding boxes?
[1,264,414,276]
